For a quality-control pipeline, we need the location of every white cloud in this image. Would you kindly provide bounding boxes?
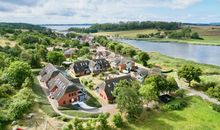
[0,0,216,24]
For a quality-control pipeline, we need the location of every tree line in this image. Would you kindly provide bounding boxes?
[69,21,182,33]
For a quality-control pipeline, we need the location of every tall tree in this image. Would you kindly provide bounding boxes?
[4,61,32,88]
[137,52,150,66]
[113,80,142,121]
[178,65,202,87]
[139,82,158,107]
[47,51,65,65]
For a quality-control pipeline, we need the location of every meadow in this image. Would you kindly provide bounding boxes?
[94,26,220,46]
[126,96,220,130]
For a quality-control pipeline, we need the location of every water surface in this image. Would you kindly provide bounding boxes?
[119,39,220,66]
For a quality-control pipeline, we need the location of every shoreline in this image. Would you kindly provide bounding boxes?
[126,38,220,46]
[114,39,220,74]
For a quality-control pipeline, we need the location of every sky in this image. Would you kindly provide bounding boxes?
[0,0,220,24]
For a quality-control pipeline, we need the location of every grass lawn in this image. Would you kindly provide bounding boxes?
[200,75,220,84]
[148,52,220,75]
[125,96,220,130]
[94,29,157,38]
[32,75,59,117]
[61,110,99,118]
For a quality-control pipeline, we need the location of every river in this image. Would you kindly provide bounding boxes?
[118,39,220,66]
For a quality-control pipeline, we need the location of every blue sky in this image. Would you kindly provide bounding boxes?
[0,0,219,24]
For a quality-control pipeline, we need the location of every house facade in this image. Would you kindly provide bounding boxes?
[69,60,91,77]
[40,64,87,106]
[89,59,110,74]
[39,63,60,83]
[96,74,132,103]
[110,58,135,72]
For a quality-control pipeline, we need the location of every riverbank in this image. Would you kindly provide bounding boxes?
[94,27,220,46]
[116,40,220,75]
[127,36,220,46]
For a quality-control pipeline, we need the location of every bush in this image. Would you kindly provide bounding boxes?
[175,89,186,98]
[206,85,220,101]
[212,104,220,112]
[192,81,216,91]
[112,114,124,128]
[161,99,187,111]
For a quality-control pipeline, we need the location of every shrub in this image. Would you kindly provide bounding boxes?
[112,114,124,128]
[212,104,220,112]
[175,89,186,98]
[161,99,187,111]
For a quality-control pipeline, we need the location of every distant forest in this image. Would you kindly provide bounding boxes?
[0,23,45,31]
[68,21,182,33]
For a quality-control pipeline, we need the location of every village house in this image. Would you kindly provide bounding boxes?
[132,68,149,83]
[93,46,111,59]
[96,74,132,103]
[78,35,94,44]
[69,60,91,77]
[40,64,87,106]
[64,48,78,58]
[110,58,135,72]
[39,63,60,83]
[89,59,110,74]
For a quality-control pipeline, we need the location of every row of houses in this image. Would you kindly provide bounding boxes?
[39,63,87,106]
[69,59,111,77]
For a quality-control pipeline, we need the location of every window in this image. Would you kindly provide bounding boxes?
[72,93,74,96]
[63,101,66,104]
[69,94,71,97]
[69,99,71,103]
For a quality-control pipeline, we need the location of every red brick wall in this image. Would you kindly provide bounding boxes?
[58,90,79,106]
[99,89,108,101]
[118,64,126,72]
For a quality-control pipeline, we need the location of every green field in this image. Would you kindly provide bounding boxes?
[94,26,220,46]
[126,96,220,130]
[94,29,157,38]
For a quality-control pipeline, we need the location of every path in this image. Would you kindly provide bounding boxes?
[173,73,220,105]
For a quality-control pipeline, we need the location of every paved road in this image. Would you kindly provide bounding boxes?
[173,73,220,105]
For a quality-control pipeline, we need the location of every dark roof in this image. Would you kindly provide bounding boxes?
[64,48,78,55]
[93,59,110,69]
[113,58,134,65]
[89,59,110,73]
[136,68,149,77]
[40,63,60,82]
[98,74,132,100]
[48,73,81,100]
[70,60,91,74]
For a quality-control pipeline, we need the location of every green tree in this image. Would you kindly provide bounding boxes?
[191,32,200,39]
[139,82,158,107]
[166,77,179,93]
[97,113,109,130]
[112,114,124,128]
[4,61,32,88]
[78,47,90,56]
[8,87,34,119]
[47,51,65,65]
[113,80,142,121]
[145,75,167,94]
[0,84,15,98]
[178,65,202,87]
[36,44,48,61]
[137,52,150,66]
